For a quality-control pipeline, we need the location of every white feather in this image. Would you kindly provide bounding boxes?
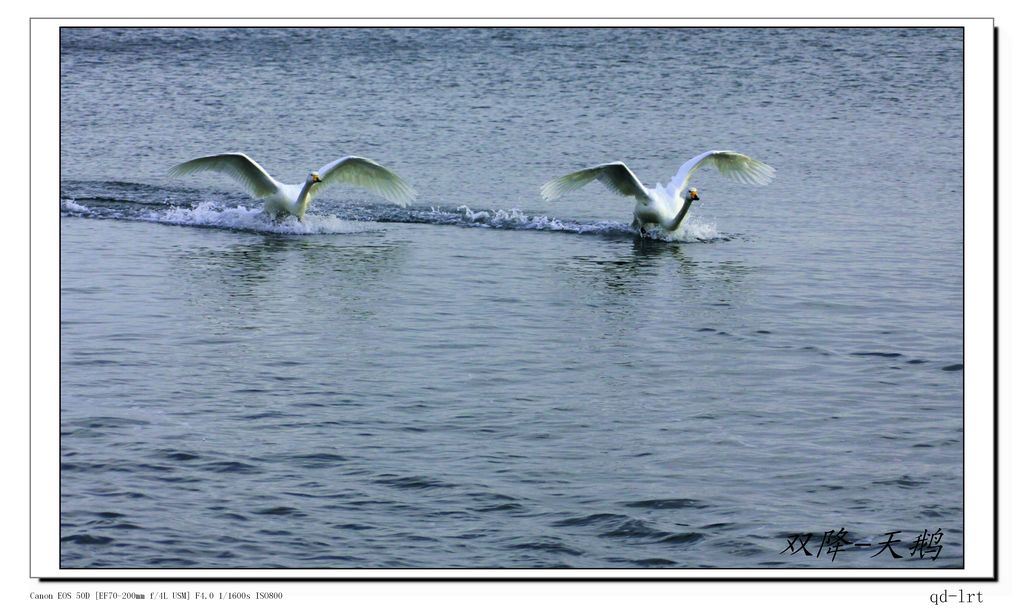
[667,150,776,197]
[169,152,416,221]
[312,156,417,206]
[541,150,775,233]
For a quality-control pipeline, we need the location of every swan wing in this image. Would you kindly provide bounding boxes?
[311,156,416,206]
[668,150,775,197]
[541,162,649,203]
[168,152,280,197]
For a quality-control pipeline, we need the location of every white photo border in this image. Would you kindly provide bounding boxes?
[31,17,995,580]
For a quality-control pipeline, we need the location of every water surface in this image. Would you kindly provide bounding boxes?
[60,27,964,569]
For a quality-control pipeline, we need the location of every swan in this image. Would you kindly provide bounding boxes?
[541,150,775,234]
[169,152,416,221]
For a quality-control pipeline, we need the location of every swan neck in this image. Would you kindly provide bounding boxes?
[293,178,316,218]
[297,177,316,201]
[667,196,693,231]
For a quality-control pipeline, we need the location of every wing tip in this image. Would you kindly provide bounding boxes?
[753,161,777,185]
[396,187,417,207]
[540,180,565,202]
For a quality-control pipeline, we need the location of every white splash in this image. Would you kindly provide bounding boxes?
[61,195,721,242]
[60,198,90,213]
[141,202,370,235]
[453,205,632,235]
[645,216,720,242]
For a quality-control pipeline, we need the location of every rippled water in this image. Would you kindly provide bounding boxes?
[60,27,964,569]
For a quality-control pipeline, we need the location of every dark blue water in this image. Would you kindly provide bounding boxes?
[60,27,964,568]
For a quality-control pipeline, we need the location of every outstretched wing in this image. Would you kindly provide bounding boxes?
[540,162,649,203]
[668,150,775,197]
[311,156,416,206]
[168,152,280,197]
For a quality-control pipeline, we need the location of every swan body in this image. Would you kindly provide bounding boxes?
[169,152,416,221]
[541,150,775,234]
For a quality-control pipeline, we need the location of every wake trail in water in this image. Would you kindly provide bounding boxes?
[62,199,367,235]
[60,195,723,242]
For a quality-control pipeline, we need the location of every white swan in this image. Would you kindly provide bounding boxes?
[541,150,775,234]
[169,152,416,221]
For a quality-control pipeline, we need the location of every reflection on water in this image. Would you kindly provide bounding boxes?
[173,233,408,325]
[559,237,754,304]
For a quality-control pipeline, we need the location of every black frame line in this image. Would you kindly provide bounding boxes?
[37,18,995,581]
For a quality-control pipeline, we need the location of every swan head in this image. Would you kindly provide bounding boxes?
[309,172,322,184]
[687,188,699,201]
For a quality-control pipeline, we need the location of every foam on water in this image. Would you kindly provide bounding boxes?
[141,202,369,235]
[359,203,720,242]
[62,197,721,242]
[62,199,370,235]
[643,217,720,242]
[61,199,91,214]
[452,205,633,235]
